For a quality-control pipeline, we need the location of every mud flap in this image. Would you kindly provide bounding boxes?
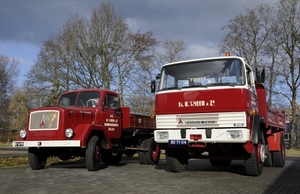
[251,115,260,144]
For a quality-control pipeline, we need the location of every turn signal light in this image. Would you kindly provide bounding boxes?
[150,113,155,119]
[249,109,256,116]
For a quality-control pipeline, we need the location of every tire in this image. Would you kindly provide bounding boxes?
[138,140,147,164]
[28,147,47,170]
[85,136,101,171]
[264,145,273,167]
[101,150,122,165]
[166,148,188,172]
[144,138,161,165]
[272,135,285,167]
[244,131,265,176]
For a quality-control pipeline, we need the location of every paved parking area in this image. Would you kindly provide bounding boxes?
[1,156,300,194]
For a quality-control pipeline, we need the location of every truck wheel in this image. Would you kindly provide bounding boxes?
[264,145,273,167]
[138,140,147,164]
[28,147,47,170]
[85,136,101,171]
[166,148,188,172]
[272,135,285,167]
[101,150,122,165]
[244,131,265,176]
[144,138,161,165]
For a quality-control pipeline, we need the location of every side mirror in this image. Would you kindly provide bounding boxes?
[256,68,265,84]
[151,80,156,93]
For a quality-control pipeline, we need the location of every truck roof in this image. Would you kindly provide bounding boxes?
[61,88,118,95]
[162,56,246,68]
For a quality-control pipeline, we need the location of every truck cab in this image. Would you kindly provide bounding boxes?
[153,53,285,176]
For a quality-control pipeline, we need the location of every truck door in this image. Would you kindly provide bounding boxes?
[102,94,122,138]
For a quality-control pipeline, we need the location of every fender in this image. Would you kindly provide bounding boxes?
[251,114,261,144]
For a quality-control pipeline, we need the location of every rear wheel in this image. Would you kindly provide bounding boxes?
[85,136,101,171]
[138,140,147,164]
[166,148,188,172]
[244,131,265,176]
[144,138,161,165]
[138,138,161,165]
[28,147,47,170]
[273,135,285,167]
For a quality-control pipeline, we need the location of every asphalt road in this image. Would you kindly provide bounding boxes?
[1,151,300,194]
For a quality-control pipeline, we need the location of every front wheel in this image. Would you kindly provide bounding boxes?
[85,136,101,171]
[166,148,188,172]
[244,131,265,176]
[28,147,47,170]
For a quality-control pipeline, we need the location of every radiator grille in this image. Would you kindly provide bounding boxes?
[29,110,59,130]
[156,112,246,129]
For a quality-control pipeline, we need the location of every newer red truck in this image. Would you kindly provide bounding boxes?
[152,52,286,176]
[13,89,160,171]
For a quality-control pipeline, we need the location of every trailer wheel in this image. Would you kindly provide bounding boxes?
[244,131,265,176]
[101,150,122,165]
[85,136,101,171]
[144,138,161,165]
[138,140,147,164]
[28,147,47,170]
[166,148,188,172]
[272,135,285,167]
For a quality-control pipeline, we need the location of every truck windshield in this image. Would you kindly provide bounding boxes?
[159,59,245,90]
[58,91,100,108]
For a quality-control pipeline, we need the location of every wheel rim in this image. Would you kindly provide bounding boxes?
[94,145,100,163]
[152,144,160,160]
[258,144,265,163]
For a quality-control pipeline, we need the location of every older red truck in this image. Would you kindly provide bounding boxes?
[13,89,160,171]
[152,53,286,176]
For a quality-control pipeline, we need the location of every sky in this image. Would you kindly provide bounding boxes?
[0,0,277,86]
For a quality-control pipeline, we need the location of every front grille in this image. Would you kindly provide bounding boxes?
[156,112,246,129]
[29,110,59,130]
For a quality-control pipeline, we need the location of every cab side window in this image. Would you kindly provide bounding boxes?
[102,94,119,109]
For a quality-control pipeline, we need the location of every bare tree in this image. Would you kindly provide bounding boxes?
[127,39,186,114]
[0,55,19,142]
[8,88,29,141]
[274,0,300,147]
[220,4,272,69]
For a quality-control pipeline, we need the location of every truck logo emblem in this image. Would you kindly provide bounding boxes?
[40,114,46,128]
[178,115,183,124]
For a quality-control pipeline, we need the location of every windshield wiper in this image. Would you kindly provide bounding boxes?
[206,83,236,87]
[181,85,207,89]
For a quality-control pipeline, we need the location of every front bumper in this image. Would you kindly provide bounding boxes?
[12,140,81,148]
[154,128,250,144]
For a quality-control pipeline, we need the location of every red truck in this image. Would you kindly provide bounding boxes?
[152,53,286,176]
[13,89,160,171]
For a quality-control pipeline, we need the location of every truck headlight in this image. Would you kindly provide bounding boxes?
[227,130,242,139]
[20,129,27,139]
[156,131,169,140]
[65,128,74,138]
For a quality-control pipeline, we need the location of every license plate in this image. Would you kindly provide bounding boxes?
[14,142,24,147]
[168,140,188,145]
